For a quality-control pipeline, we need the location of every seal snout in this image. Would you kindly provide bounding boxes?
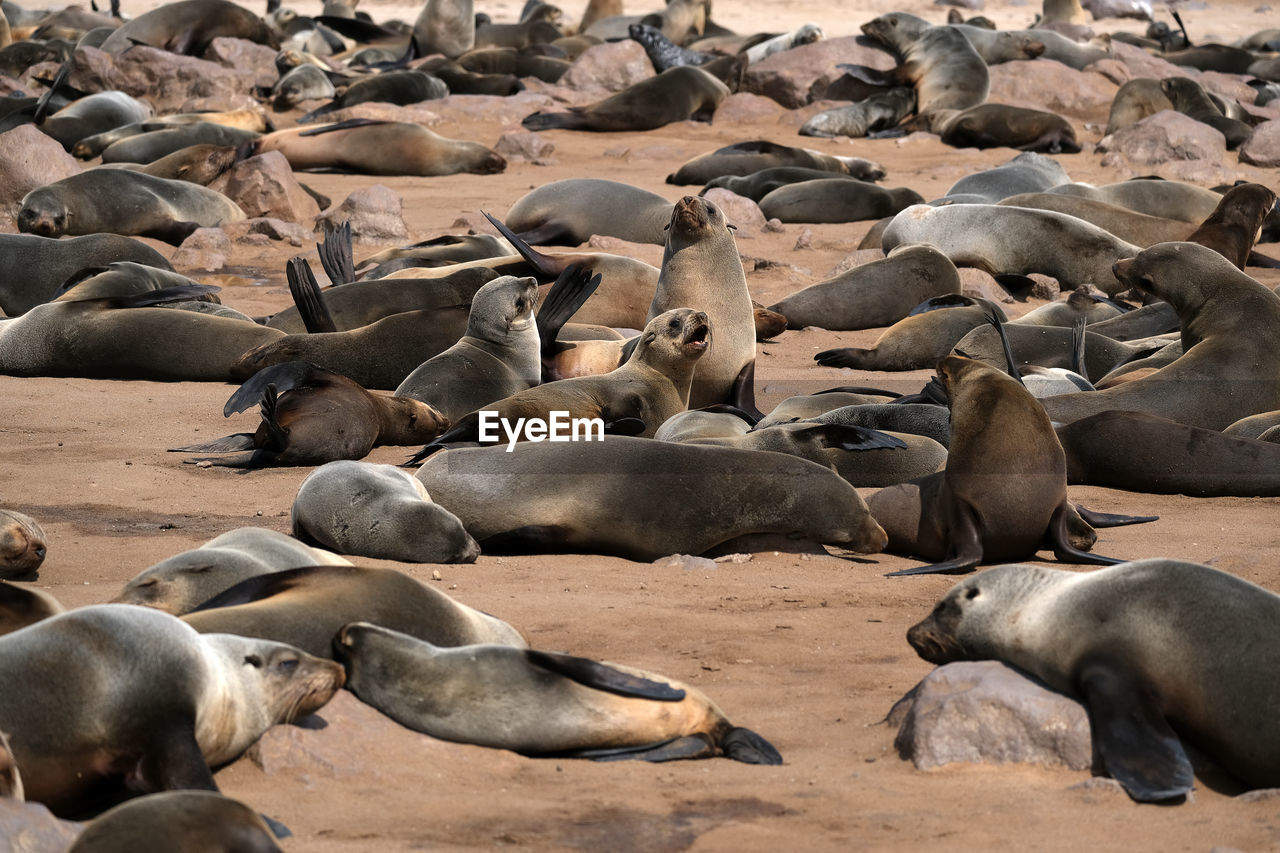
[672,196,710,232]
[905,614,966,665]
[682,312,712,351]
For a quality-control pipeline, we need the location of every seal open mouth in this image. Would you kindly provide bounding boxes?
[683,321,711,351]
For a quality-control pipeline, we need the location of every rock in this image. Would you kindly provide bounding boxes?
[987,59,1117,122]
[1097,109,1227,164]
[891,661,1092,771]
[170,227,230,271]
[743,35,897,109]
[653,554,718,571]
[712,92,791,125]
[794,227,813,250]
[65,45,260,114]
[701,188,766,236]
[1198,71,1259,105]
[1240,119,1280,168]
[316,184,410,243]
[202,37,279,91]
[1096,41,1192,85]
[0,124,80,212]
[0,799,81,852]
[560,41,654,95]
[713,553,753,563]
[958,267,1015,303]
[213,151,320,223]
[225,217,312,246]
[1237,789,1280,803]
[764,218,785,233]
[426,93,558,125]
[1028,274,1061,300]
[494,130,555,163]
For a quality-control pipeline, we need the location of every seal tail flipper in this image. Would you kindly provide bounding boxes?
[1074,504,1158,528]
[169,433,256,452]
[317,220,355,285]
[1071,317,1089,382]
[577,735,718,762]
[984,309,1027,387]
[182,451,269,468]
[1077,659,1195,802]
[524,649,686,700]
[722,726,784,765]
[798,423,908,451]
[731,360,765,421]
[259,383,289,453]
[286,257,338,333]
[224,361,329,416]
[481,210,562,277]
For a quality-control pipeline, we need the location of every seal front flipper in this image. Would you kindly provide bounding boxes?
[884,503,983,577]
[521,109,589,132]
[138,721,219,793]
[524,649,686,700]
[1077,658,1194,802]
[170,433,255,453]
[317,220,354,286]
[91,283,221,309]
[797,423,908,451]
[537,263,601,381]
[224,361,334,417]
[731,361,765,421]
[286,257,338,333]
[984,309,1026,386]
[722,726,784,765]
[814,347,869,368]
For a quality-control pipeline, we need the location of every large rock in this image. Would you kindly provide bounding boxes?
[987,59,1117,122]
[891,661,1092,771]
[0,124,80,212]
[494,130,555,163]
[213,150,320,223]
[712,92,791,125]
[1240,119,1280,167]
[0,798,82,852]
[202,37,279,91]
[701,188,766,238]
[170,227,231,271]
[1097,109,1227,164]
[1094,40,1192,84]
[316,184,410,243]
[62,44,259,114]
[742,35,897,109]
[559,41,654,95]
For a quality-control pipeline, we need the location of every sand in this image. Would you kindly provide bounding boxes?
[4,0,1280,849]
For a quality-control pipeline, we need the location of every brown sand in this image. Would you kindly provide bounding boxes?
[4,0,1280,849]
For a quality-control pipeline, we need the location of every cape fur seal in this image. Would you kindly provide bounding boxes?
[0,581,63,635]
[926,104,1080,154]
[908,559,1280,800]
[336,621,783,763]
[815,296,1007,371]
[0,604,342,816]
[413,0,474,58]
[67,791,282,853]
[0,510,47,579]
[701,167,868,202]
[666,140,885,185]
[758,180,923,224]
[254,119,506,177]
[181,565,524,658]
[0,233,172,316]
[39,91,153,151]
[503,179,673,246]
[522,65,729,132]
[112,527,351,615]
[1045,180,1222,224]
[860,12,989,115]
[415,437,889,560]
[799,88,917,139]
[1183,182,1277,269]
[99,0,278,55]
[291,461,480,563]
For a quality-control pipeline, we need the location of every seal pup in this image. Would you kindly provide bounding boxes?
[1041,242,1280,430]
[522,65,729,132]
[18,170,244,245]
[291,461,480,563]
[815,296,1007,371]
[336,621,782,763]
[0,582,63,635]
[799,88,918,138]
[1183,182,1277,270]
[867,356,1150,576]
[651,196,755,410]
[743,23,823,64]
[667,140,886,186]
[182,565,525,658]
[503,179,673,246]
[253,120,506,177]
[67,791,282,853]
[413,0,474,58]
[0,233,172,316]
[113,527,351,615]
[394,275,543,421]
[907,559,1280,801]
[0,604,343,817]
[39,91,153,151]
[172,361,450,468]
[860,12,989,114]
[415,437,889,560]
[0,510,47,579]
[99,0,278,54]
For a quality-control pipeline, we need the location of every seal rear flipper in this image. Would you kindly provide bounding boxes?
[481,210,562,276]
[296,118,389,137]
[1077,659,1194,802]
[145,220,201,246]
[722,726,784,765]
[1071,317,1089,382]
[521,110,588,132]
[317,220,355,285]
[524,649,686,700]
[224,361,335,416]
[984,309,1026,386]
[286,257,338,333]
[404,414,482,464]
[1246,251,1280,269]
[259,383,289,453]
[32,57,72,125]
[170,433,256,452]
[798,423,908,452]
[259,814,292,840]
[580,735,718,762]
[537,264,602,379]
[1047,503,1128,566]
[1073,504,1159,528]
[993,274,1036,302]
[731,361,766,422]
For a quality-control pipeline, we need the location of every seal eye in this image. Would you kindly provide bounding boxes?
[243,654,264,668]
[965,587,980,600]
[276,658,299,674]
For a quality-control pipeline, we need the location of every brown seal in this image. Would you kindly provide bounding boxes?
[1183,182,1277,269]
[0,582,63,636]
[0,604,342,817]
[815,296,1007,371]
[861,12,989,115]
[926,103,1081,154]
[907,559,1280,801]
[1046,179,1222,224]
[1105,78,1173,135]
[0,233,173,317]
[181,565,523,658]
[67,791,282,853]
[0,510,47,579]
[412,0,474,58]
[996,192,1193,246]
[106,143,242,186]
[503,179,673,246]
[171,361,449,468]
[99,0,278,54]
[758,180,924,223]
[523,65,729,132]
[667,140,884,185]
[1160,77,1253,149]
[867,355,1151,575]
[335,621,783,764]
[253,119,505,177]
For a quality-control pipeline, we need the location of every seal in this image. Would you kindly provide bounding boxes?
[112,527,351,616]
[1046,179,1222,224]
[799,88,917,138]
[667,140,885,185]
[0,510,47,579]
[39,91,153,151]
[743,23,823,63]
[0,581,63,636]
[336,621,783,763]
[942,151,1072,204]
[0,729,20,801]
[272,63,336,111]
[182,564,523,659]
[0,604,343,817]
[105,143,242,186]
[98,124,261,165]
[503,179,673,246]
[66,791,282,853]
[770,244,961,331]
[18,170,244,245]
[651,196,755,409]
[1105,78,1173,135]
[394,275,543,421]
[290,460,480,563]
[700,167,866,202]
[171,361,450,468]
[948,23,1046,64]
[815,296,1007,371]
[867,355,1150,575]
[926,103,1081,154]
[523,65,729,132]
[99,0,278,54]
[1183,182,1277,270]
[860,12,989,115]
[412,0,474,58]
[415,436,888,559]
[298,70,448,124]
[996,192,1192,246]
[1224,409,1280,441]
[1161,77,1253,149]
[628,21,714,70]
[72,109,273,160]
[253,119,506,177]
[881,204,1141,294]
[907,559,1280,801]
[1042,242,1280,430]
[758,179,923,224]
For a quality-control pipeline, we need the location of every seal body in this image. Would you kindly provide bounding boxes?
[254,121,505,177]
[759,180,923,224]
[67,791,282,853]
[0,234,172,316]
[0,582,63,636]
[522,65,728,132]
[504,179,673,246]
[667,140,885,185]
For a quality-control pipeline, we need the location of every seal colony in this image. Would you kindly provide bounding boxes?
[3,0,1280,847]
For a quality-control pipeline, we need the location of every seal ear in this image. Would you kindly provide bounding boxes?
[1077,659,1194,802]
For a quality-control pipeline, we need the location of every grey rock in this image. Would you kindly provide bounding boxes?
[0,798,82,852]
[226,217,312,246]
[701,188,766,236]
[494,130,555,162]
[213,150,320,223]
[316,184,410,243]
[1097,109,1228,164]
[1240,119,1280,168]
[170,227,230,271]
[987,59,1116,121]
[743,35,896,109]
[0,124,80,211]
[202,36,279,91]
[560,41,654,95]
[653,554,718,571]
